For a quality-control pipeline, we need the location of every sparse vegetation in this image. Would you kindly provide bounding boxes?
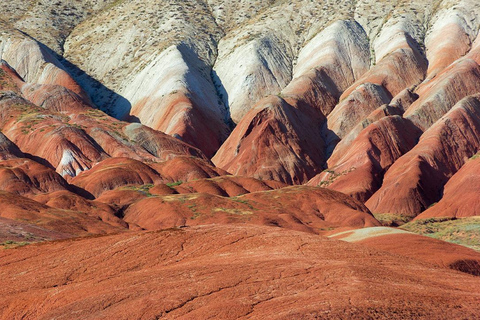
[212,207,253,215]
[231,197,254,209]
[373,213,413,227]
[1,240,30,249]
[120,184,154,196]
[318,167,356,187]
[166,181,183,187]
[187,203,201,219]
[402,217,480,252]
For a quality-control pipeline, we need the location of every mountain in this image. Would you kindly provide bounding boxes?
[1,0,480,318]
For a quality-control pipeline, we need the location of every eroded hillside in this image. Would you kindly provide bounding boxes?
[1,1,480,318]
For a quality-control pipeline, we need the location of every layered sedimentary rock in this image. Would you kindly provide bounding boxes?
[0,29,88,99]
[1,0,480,188]
[0,1,480,318]
[0,158,70,196]
[213,96,327,184]
[0,0,479,219]
[416,155,480,219]
[309,116,422,202]
[0,65,208,182]
[367,95,480,216]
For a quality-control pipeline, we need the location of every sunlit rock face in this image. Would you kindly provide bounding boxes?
[0,2,480,317]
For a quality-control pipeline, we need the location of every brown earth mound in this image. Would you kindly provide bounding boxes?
[122,186,380,234]
[1,224,480,319]
[330,227,480,276]
[0,191,125,236]
[0,158,70,196]
[172,175,287,197]
[0,216,71,244]
[70,157,165,198]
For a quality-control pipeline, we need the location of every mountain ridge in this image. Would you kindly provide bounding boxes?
[1,2,480,318]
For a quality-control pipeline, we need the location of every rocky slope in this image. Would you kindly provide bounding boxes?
[2,225,480,320]
[1,0,480,318]
[330,227,480,276]
[417,155,480,219]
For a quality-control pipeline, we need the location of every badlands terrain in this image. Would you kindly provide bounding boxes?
[1,0,480,318]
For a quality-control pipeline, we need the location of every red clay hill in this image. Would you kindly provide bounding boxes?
[2,225,480,320]
[1,1,480,318]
